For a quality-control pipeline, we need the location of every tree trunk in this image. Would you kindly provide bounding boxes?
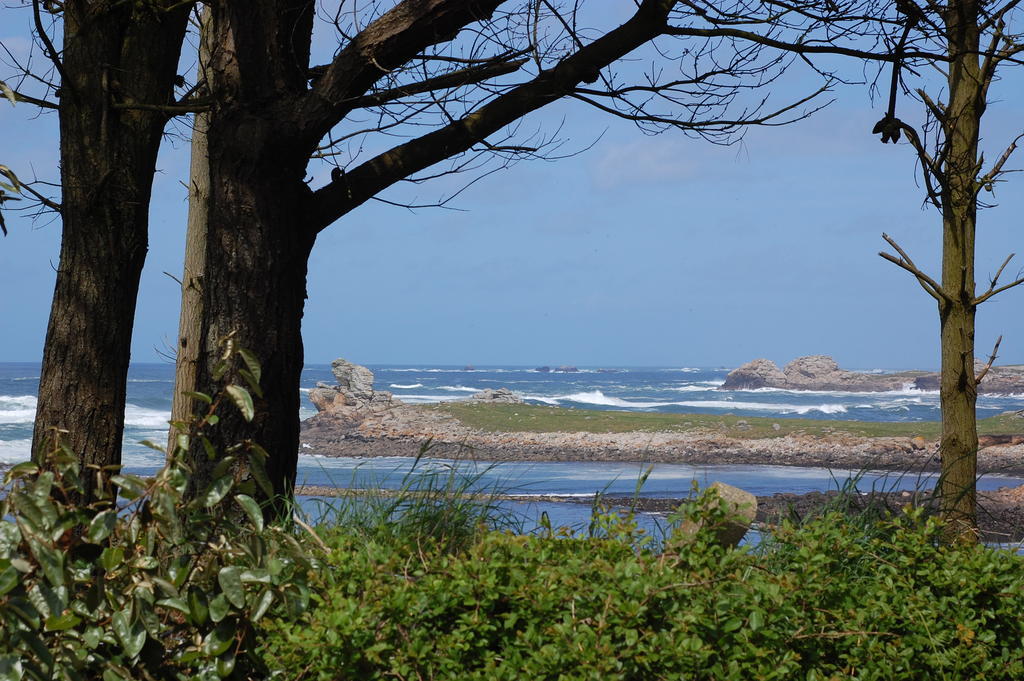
[170,7,212,453]
[185,112,316,510]
[33,3,189,503]
[937,0,983,542]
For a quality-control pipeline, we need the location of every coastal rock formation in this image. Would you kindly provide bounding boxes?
[718,359,786,389]
[722,354,1024,394]
[470,388,523,404]
[308,358,402,420]
[676,482,757,547]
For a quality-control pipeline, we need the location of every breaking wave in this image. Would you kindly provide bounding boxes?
[389,383,424,389]
[523,390,847,415]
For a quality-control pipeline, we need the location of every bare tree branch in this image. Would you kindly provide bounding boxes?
[975,335,1002,384]
[879,232,950,304]
[343,57,528,109]
[0,80,58,109]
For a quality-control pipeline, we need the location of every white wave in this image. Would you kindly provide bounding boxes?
[0,439,31,464]
[669,385,718,393]
[124,404,171,429]
[0,395,37,424]
[299,388,312,394]
[11,376,39,381]
[438,385,481,393]
[523,390,847,414]
[393,394,473,404]
[389,383,424,389]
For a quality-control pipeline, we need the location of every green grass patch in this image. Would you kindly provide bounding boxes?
[432,402,1024,439]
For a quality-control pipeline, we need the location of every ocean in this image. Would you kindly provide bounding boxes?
[3,362,1024,530]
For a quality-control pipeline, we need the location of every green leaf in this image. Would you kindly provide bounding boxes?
[218,566,245,608]
[111,475,147,500]
[248,444,274,499]
[203,476,233,508]
[112,609,146,659]
[132,556,159,571]
[238,368,264,398]
[183,390,212,405]
[138,440,165,453]
[208,593,229,623]
[44,613,82,631]
[100,547,124,571]
[251,588,274,623]
[86,510,117,543]
[188,588,209,626]
[234,494,263,533]
[83,627,103,649]
[156,597,189,614]
[237,347,261,384]
[749,609,764,631]
[225,385,255,422]
[216,649,236,678]
[0,566,19,596]
[5,461,38,479]
[202,619,235,657]
[27,539,64,587]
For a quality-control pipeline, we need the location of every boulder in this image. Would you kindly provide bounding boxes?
[470,388,523,404]
[675,482,757,548]
[330,358,375,400]
[309,358,402,418]
[720,359,786,390]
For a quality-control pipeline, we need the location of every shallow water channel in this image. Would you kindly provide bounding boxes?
[290,455,1024,538]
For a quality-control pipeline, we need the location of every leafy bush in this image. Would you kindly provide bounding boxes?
[0,350,315,681]
[262,494,1024,680]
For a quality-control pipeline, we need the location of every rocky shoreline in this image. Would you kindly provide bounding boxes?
[300,359,1024,476]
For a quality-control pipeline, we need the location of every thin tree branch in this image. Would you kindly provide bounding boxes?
[664,26,946,63]
[32,0,73,100]
[343,58,528,109]
[975,335,1002,384]
[973,275,1024,306]
[979,132,1024,187]
[110,98,212,115]
[0,81,58,109]
[879,232,950,303]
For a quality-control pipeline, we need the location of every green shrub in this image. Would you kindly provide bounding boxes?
[0,350,315,681]
[262,495,1024,680]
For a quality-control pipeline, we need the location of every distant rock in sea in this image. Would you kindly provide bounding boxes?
[720,355,1024,394]
[535,366,551,373]
[469,388,523,404]
[555,366,579,373]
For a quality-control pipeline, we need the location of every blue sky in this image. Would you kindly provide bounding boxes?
[2,8,1023,370]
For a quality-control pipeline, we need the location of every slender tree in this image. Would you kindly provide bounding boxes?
[872,0,1024,541]
[1,0,193,502]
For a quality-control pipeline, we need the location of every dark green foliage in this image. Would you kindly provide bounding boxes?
[262,496,1024,680]
[0,352,314,681]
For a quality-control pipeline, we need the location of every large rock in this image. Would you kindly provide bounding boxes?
[330,358,375,400]
[722,355,933,392]
[674,482,757,548]
[470,388,523,404]
[308,358,402,418]
[720,359,786,390]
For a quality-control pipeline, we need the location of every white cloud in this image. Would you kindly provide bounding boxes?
[591,138,698,190]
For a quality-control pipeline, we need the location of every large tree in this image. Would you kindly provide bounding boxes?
[170,0,917,507]
[1,1,192,502]
[872,0,1024,541]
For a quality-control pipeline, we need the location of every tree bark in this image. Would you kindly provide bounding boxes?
[33,2,190,503]
[937,0,984,542]
[170,7,212,453]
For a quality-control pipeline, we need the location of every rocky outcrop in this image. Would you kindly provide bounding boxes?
[308,358,402,422]
[723,355,1024,393]
[723,355,930,393]
[718,359,786,390]
[470,388,523,404]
